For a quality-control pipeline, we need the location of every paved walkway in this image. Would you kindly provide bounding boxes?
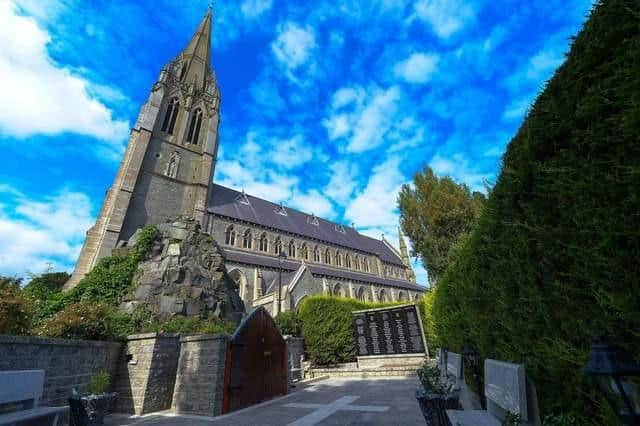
[107,377,425,426]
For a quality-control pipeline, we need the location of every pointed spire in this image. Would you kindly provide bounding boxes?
[179,8,213,92]
[398,227,416,282]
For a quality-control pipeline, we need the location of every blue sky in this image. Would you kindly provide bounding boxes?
[0,0,593,285]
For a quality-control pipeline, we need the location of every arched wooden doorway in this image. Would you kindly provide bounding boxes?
[223,307,287,413]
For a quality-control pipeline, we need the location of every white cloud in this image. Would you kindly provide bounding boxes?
[324,85,402,153]
[290,189,336,219]
[502,96,531,121]
[412,0,475,39]
[271,22,317,70]
[429,153,490,191]
[393,52,440,84]
[504,45,565,93]
[271,135,313,168]
[240,0,273,19]
[345,157,405,228]
[0,1,129,145]
[324,161,359,204]
[0,186,95,277]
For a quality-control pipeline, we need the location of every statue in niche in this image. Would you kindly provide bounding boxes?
[166,151,180,178]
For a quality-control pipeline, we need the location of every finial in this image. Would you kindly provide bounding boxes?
[208,0,214,12]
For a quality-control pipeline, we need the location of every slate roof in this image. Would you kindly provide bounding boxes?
[207,184,405,266]
[223,248,426,292]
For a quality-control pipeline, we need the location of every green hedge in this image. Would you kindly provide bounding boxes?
[274,310,302,336]
[427,1,640,423]
[298,295,402,365]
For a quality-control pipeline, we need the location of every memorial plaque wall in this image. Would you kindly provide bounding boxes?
[352,304,426,357]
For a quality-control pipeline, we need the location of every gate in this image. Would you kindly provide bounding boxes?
[222,307,288,413]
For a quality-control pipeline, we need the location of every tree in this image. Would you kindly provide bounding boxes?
[398,167,485,284]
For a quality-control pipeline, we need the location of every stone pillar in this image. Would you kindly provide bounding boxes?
[253,268,262,299]
[348,280,355,299]
[114,333,181,415]
[322,277,330,295]
[172,334,229,417]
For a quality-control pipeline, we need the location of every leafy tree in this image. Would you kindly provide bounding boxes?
[428,0,640,423]
[0,275,22,291]
[0,276,31,335]
[398,167,485,283]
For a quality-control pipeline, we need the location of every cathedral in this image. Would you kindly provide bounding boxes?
[65,9,425,313]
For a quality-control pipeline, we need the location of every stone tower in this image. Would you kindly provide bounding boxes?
[65,10,221,290]
[398,228,416,283]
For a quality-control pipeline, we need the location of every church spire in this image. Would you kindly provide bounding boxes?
[398,227,416,282]
[179,8,213,92]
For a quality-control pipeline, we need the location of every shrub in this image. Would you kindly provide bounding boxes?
[274,310,301,336]
[427,1,640,423]
[0,279,31,335]
[36,303,116,340]
[22,273,68,327]
[22,272,68,299]
[52,225,159,313]
[298,295,402,365]
[417,360,452,396]
[88,371,111,395]
[416,291,437,350]
[145,315,236,335]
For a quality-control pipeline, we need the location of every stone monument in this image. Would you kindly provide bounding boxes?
[120,218,245,324]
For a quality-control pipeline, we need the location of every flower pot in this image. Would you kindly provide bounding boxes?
[69,392,117,426]
[415,388,460,426]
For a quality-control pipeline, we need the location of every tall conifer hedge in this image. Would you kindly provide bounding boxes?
[430,1,640,422]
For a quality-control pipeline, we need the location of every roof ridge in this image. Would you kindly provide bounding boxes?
[213,183,361,236]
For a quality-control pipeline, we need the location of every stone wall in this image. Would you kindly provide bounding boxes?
[114,333,181,415]
[0,335,122,406]
[172,334,229,417]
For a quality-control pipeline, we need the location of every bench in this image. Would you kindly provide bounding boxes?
[446,359,540,426]
[0,370,68,426]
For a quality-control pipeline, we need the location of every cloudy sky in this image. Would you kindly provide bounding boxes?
[0,0,593,284]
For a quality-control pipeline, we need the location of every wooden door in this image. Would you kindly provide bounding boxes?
[222,307,288,413]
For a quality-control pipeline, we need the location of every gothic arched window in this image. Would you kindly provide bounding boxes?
[186,108,204,144]
[165,151,180,178]
[324,249,331,265]
[288,240,296,258]
[336,251,342,267]
[313,246,320,262]
[301,244,309,261]
[259,233,268,252]
[398,291,407,302]
[225,225,236,246]
[379,289,387,303]
[357,287,366,302]
[363,258,369,272]
[333,283,343,297]
[345,254,352,269]
[161,97,180,135]
[243,229,252,249]
[274,237,282,255]
[354,256,360,271]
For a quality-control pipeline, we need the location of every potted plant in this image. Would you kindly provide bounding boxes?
[69,371,117,426]
[415,360,460,426]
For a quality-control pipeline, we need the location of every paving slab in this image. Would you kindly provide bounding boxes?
[106,377,425,426]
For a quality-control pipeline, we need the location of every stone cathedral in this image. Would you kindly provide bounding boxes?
[65,9,425,314]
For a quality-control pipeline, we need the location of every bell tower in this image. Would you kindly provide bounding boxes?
[65,9,221,290]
